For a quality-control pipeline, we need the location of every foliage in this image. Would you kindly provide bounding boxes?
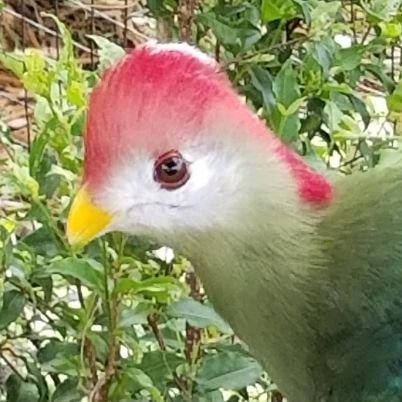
[0,0,402,401]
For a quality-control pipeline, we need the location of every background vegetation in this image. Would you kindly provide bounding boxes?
[0,0,402,401]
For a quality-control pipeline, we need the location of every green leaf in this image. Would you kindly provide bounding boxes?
[37,340,79,364]
[270,105,301,142]
[112,364,163,402]
[310,1,341,35]
[115,276,182,303]
[29,130,50,178]
[196,351,263,392]
[88,35,126,72]
[126,367,163,401]
[22,50,50,97]
[43,257,104,292]
[324,100,343,132]
[349,94,370,128]
[39,352,80,376]
[25,362,48,402]
[305,39,335,77]
[119,302,154,327]
[66,80,87,108]
[139,351,185,390]
[388,78,402,112]
[0,51,25,78]
[167,297,233,334]
[146,0,173,17]
[6,374,40,402]
[0,290,26,330]
[52,378,83,402]
[365,64,395,93]
[41,14,74,66]
[361,0,401,23]
[380,21,402,38]
[334,47,363,72]
[261,0,297,22]
[273,60,300,108]
[197,13,240,45]
[293,0,311,24]
[248,65,275,114]
[23,226,59,258]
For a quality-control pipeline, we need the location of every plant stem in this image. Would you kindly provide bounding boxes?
[178,0,199,42]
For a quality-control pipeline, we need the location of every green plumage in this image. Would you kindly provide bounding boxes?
[175,161,402,402]
[315,163,402,402]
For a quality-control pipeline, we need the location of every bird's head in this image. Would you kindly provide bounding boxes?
[66,42,333,248]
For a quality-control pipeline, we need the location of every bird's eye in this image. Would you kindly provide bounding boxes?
[153,150,190,190]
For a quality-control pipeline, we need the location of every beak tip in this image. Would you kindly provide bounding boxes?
[65,186,113,249]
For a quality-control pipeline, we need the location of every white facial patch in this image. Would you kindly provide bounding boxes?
[144,41,217,67]
[95,139,246,236]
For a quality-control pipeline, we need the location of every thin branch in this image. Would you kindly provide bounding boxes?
[3,7,95,54]
[184,271,202,365]
[360,26,372,45]
[147,314,166,351]
[67,0,149,41]
[0,353,25,381]
[224,37,304,69]
[147,313,190,397]
[350,2,357,43]
[84,337,99,387]
[76,281,86,309]
[90,241,120,402]
[75,281,99,388]
[178,0,200,42]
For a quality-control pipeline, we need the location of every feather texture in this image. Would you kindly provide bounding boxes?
[84,43,333,205]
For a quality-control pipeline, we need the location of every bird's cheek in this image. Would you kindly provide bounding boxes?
[66,186,114,248]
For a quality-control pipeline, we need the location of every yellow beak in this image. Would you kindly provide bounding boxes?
[66,186,113,247]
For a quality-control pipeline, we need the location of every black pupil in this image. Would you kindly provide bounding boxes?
[154,151,189,190]
[162,158,181,175]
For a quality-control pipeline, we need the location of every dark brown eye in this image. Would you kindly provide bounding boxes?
[153,150,190,190]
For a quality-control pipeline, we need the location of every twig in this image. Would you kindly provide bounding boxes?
[360,26,372,45]
[3,7,95,54]
[156,15,173,41]
[336,134,398,141]
[76,281,86,309]
[75,281,99,388]
[90,0,95,68]
[178,0,199,42]
[84,337,99,387]
[224,37,304,69]
[0,353,25,381]
[147,313,190,396]
[83,2,137,10]
[19,0,31,152]
[350,1,357,43]
[147,313,166,351]
[123,0,128,48]
[67,0,149,41]
[89,376,106,402]
[214,40,220,62]
[184,270,202,364]
[0,91,34,110]
[90,241,120,402]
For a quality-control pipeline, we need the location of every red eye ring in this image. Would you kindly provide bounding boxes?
[153,150,190,190]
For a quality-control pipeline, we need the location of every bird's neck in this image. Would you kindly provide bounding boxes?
[178,196,323,401]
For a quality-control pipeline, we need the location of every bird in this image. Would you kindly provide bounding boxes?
[66,42,402,402]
